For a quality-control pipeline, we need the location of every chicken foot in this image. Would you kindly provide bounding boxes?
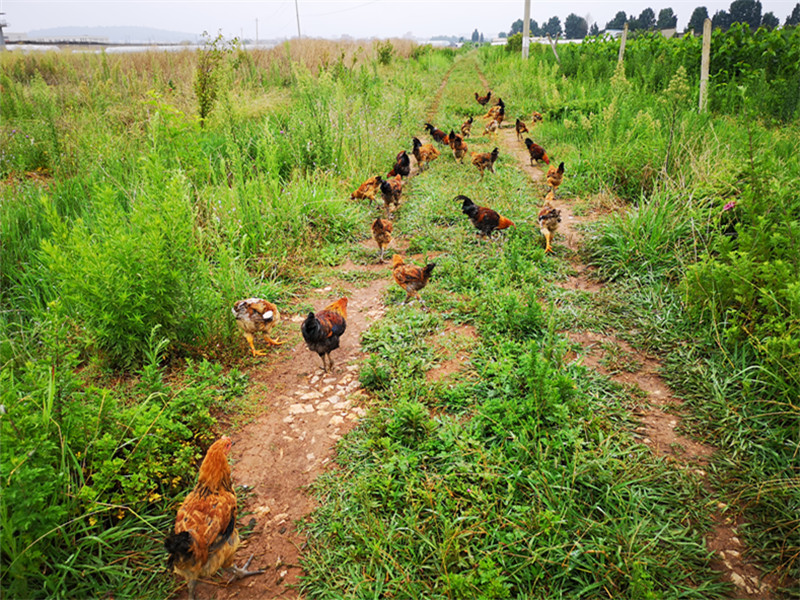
[244,333,266,357]
[226,554,265,582]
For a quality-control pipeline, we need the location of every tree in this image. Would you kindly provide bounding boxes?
[564,13,589,39]
[761,12,779,28]
[471,28,479,42]
[542,16,562,37]
[509,19,523,35]
[787,3,800,26]
[729,0,762,29]
[480,33,485,43]
[498,32,507,38]
[589,22,600,36]
[657,8,678,29]
[530,20,541,36]
[687,6,709,33]
[606,11,627,29]
[712,9,732,30]
[638,8,657,29]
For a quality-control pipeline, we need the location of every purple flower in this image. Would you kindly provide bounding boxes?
[723,201,736,212]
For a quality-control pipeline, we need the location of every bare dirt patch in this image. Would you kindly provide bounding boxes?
[425,322,479,384]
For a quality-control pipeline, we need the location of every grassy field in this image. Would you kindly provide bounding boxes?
[1,29,798,599]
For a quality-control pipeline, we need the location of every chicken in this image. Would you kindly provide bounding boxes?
[379,174,404,217]
[301,297,348,372]
[524,138,550,165]
[546,161,565,194]
[387,150,411,178]
[424,123,450,146]
[350,175,382,201]
[471,147,499,178]
[412,136,440,171]
[515,118,529,140]
[483,119,500,138]
[475,91,492,106]
[232,298,284,356]
[458,195,515,238]
[482,98,505,121]
[449,130,469,164]
[391,254,436,306]
[372,217,393,263]
[538,196,561,254]
[460,116,474,138]
[165,436,263,600]
[531,111,543,124]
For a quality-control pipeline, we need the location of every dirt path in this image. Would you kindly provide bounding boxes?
[494,122,780,598]
[187,61,464,600]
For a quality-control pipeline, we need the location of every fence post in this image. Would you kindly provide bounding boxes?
[546,33,561,64]
[699,18,712,112]
[617,23,628,63]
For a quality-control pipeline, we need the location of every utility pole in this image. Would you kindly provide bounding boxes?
[699,18,711,112]
[255,18,258,46]
[294,0,302,38]
[522,0,531,59]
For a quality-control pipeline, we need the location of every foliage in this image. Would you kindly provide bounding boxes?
[375,40,395,65]
[194,32,236,127]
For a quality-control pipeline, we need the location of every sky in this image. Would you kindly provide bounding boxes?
[3,0,798,41]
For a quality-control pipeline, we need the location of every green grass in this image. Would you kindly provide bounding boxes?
[1,29,799,599]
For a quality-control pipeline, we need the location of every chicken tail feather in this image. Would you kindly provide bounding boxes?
[165,531,194,569]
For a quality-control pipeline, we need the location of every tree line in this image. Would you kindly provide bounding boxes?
[499,0,800,40]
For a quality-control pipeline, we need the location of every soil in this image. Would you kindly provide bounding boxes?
[174,56,786,600]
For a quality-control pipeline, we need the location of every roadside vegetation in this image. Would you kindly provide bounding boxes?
[1,26,797,599]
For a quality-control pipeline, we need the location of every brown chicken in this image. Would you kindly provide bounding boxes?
[165,437,263,600]
[392,255,436,306]
[460,116,474,138]
[387,150,411,178]
[458,195,514,238]
[372,218,393,263]
[475,91,492,106]
[380,174,404,217]
[412,137,440,171]
[546,161,565,193]
[483,119,500,138]
[350,175,382,201]
[515,118,529,140]
[524,138,550,165]
[471,147,499,178]
[538,196,561,254]
[482,98,505,121]
[449,130,469,164]
[531,111,544,124]
[232,298,283,356]
[424,123,450,146]
[301,297,348,372]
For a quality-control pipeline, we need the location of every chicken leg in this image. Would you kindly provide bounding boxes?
[244,333,266,357]
[227,554,264,582]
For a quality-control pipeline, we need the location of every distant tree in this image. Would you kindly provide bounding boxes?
[787,3,800,26]
[657,8,678,29]
[638,8,657,29]
[542,16,563,37]
[606,11,627,29]
[589,22,600,36]
[712,10,732,30]
[471,28,480,42]
[761,12,779,28]
[729,0,762,29]
[480,33,485,43]
[499,31,507,38]
[687,6,709,32]
[564,14,588,38]
[509,18,541,37]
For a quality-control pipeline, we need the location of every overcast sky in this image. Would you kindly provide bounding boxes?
[3,0,798,40]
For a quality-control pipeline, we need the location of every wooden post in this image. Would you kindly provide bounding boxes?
[546,33,560,64]
[617,23,628,63]
[522,0,531,59]
[699,18,712,112]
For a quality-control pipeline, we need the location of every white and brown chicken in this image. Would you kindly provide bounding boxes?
[232,298,284,356]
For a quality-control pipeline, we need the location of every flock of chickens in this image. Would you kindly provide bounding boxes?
[164,91,568,599]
